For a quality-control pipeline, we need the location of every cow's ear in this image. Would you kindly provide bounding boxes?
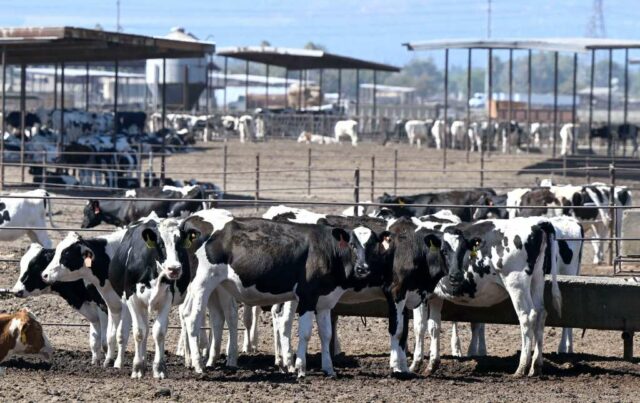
[91,200,100,214]
[424,233,442,253]
[331,228,349,249]
[142,229,158,249]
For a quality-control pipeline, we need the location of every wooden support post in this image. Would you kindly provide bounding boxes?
[622,331,634,361]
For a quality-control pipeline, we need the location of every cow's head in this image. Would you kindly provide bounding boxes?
[139,218,184,281]
[344,226,390,279]
[81,200,102,228]
[177,210,234,271]
[6,308,53,361]
[428,229,483,295]
[12,244,55,298]
[472,194,508,220]
[41,232,94,283]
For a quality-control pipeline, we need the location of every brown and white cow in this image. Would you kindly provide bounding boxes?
[0,308,53,365]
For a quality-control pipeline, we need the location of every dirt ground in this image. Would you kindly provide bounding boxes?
[1,138,639,402]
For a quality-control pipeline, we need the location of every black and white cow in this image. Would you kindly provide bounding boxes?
[177,210,385,377]
[412,217,562,377]
[40,228,132,369]
[414,215,583,369]
[0,189,55,247]
[376,189,496,221]
[11,243,108,365]
[494,183,630,265]
[107,215,190,379]
[81,185,206,228]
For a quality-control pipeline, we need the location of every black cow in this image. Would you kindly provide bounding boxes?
[115,111,147,134]
[11,243,107,365]
[376,188,496,221]
[81,186,206,228]
[5,111,41,130]
[177,213,384,377]
[617,123,639,157]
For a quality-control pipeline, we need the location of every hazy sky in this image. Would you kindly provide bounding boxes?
[2,0,638,66]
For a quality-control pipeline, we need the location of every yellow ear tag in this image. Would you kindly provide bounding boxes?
[470,246,478,259]
[429,240,438,253]
[398,199,405,206]
[20,329,28,345]
[145,239,156,249]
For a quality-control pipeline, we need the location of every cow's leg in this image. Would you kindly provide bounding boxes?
[295,310,315,378]
[409,303,426,372]
[127,296,148,379]
[416,138,421,148]
[184,270,221,374]
[80,305,104,365]
[470,323,487,356]
[450,322,463,357]
[503,277,537,377]
[98,309,108,353]
[271,305,283,368]
[559,328,573,354]
[279,301,296,373]
[316,308,335,377]
[152,298,171,379]
[104,303,123,367]
[219,289,239,368]
[115,303,132,369]
[178,301,192,367]
[590,222,606,265]
[250,306,260,352]
[387,297,409,374]
[425,297,443,375]
[205,290,224,367]
[529,268,547,376]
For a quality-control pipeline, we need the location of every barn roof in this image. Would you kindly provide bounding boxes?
[0,26,215,64]
[216,46,400,72]
[403,38,640,53]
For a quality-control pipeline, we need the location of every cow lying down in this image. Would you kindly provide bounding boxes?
[0,308,53,368]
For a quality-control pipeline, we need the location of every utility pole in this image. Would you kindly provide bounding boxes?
[586,0,606,38]
[116,0,123,32]
[487,0,492,39]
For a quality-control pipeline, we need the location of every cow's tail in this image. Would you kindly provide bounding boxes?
[44,190,56,228]
[539,221,561,316]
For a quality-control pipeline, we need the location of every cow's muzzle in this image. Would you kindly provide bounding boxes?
[164,266,182,280]
[355,264,370,277]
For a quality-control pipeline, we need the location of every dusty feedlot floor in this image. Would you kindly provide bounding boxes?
[1,139,639,402]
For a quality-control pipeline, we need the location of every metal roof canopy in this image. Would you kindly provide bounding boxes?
[0,26,215,64]
[403,38,640,53]
[217,46,400,72]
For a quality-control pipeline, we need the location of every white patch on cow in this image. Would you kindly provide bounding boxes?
[353,227,372,246]
[0,189,52,247]
[193,209,234,233]
[443,232,460,253]
[125,190,137,198]
[162,185,197,196]
[157,218,183,280]
[11,243,45,296]
[262,205,326,224]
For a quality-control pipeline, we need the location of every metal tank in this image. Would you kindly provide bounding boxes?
[146,27,207,110]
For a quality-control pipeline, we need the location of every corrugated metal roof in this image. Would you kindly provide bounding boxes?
[0,26,214,64]
[403,38,640,53]
[217,46,400,72]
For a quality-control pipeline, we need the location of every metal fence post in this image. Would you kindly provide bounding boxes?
[370,155,375,201]
[609,162,616,267]
[393,149,398,194]
[137,144,143,187]
[480,132,485,187]
[307,147,311,196]
[354,168,360,217]
[223,144,228,193]
[41,152,47,188]
[148,150,153,186]
[586,155,591,183]
[255,153,260,211]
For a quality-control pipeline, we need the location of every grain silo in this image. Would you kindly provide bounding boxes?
[146,27,208,110]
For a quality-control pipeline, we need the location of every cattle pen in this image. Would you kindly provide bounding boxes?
[1,26,640,401]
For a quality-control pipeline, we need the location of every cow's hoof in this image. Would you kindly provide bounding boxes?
[322,369,336,378]
[153,362,167,379]
[103,358,114,368]
[409,360,422,372]
[512,370,526,378]
[114,358,123,369]
[424,360,440,376]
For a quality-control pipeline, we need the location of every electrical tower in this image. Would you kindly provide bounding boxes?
[586,0,606,38]
[116,0,123,32]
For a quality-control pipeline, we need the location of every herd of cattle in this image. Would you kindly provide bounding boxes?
[0,178,631,380]
[387,119,639,156]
